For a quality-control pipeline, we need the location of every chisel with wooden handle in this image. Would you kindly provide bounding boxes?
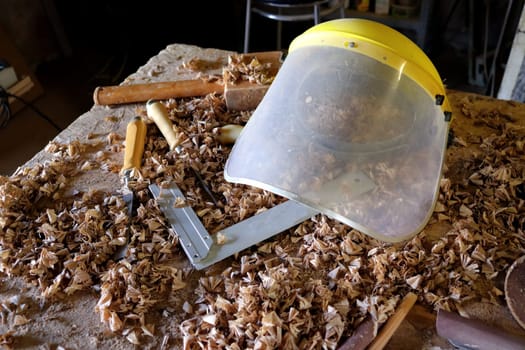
[146,100,184,152]
[122,116,147,174]
[114,116,147,260]
[146,100,219,205]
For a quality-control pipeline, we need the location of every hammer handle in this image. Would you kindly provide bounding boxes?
[93,80,224,106]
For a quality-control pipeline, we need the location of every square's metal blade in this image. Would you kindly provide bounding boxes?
[193,200,318,270]
[150,183,318,269]
[149,184,212,264]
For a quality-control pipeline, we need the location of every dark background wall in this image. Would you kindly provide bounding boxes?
[1,0,524,95]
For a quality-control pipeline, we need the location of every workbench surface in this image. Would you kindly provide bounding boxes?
[1,44,525,349]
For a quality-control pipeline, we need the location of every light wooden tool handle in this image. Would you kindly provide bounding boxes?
[146,100,183,151]
[215,124,244,144]
[122,116,147,172]
[93,80,224,106]
[368,292,418,350]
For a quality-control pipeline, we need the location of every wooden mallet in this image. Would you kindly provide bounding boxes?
[93,51,283,111]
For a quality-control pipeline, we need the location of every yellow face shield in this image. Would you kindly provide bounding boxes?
[225,18,452,242]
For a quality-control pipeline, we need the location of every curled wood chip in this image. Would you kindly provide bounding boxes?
[126,330,140,345]
[406,275,423,289]
[13,314,30,326]
[224,54,275,85]
[216,232,227,245]
[173,197,186,208]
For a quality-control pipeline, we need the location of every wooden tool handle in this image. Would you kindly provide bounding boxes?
[368,292,418,350]
[93,80,224,106]
[146,100,184,151]
[122,116,147,173]
[214,124,244,144]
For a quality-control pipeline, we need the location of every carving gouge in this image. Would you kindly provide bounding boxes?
[146,99,220,205]
[114,116,147,260]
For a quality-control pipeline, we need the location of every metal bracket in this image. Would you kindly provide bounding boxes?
[149,184,212,264]
[149,183,319,269]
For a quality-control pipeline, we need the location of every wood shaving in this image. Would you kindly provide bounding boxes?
[181,58,223,72]
[223,53,275,85]
[0,330,14,349]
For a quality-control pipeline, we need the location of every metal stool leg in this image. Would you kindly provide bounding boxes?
[314,3,320,24]
[339,1,346,18]
[244,0,252,53]
[277,7,283,50]
[248,0,345,51]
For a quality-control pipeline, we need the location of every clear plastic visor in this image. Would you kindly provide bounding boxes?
[225,45,449,242]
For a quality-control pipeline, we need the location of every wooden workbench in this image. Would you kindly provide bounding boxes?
[1,44,525,349]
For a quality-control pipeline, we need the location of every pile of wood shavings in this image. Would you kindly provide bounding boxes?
[223,53,276,85]
[0,91,524,349]
[181,52,277,87]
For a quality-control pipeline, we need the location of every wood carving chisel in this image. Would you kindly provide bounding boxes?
[113,116,147,260]
[146,99,220,206]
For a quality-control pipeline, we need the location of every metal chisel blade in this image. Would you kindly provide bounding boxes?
[113,188,134,261]
[123,190,134,218]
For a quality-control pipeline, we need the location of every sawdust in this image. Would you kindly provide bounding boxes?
[2,46,525,349]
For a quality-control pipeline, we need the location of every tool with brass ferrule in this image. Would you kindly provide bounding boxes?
[113,116,147,261]
[146,99,220,206]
